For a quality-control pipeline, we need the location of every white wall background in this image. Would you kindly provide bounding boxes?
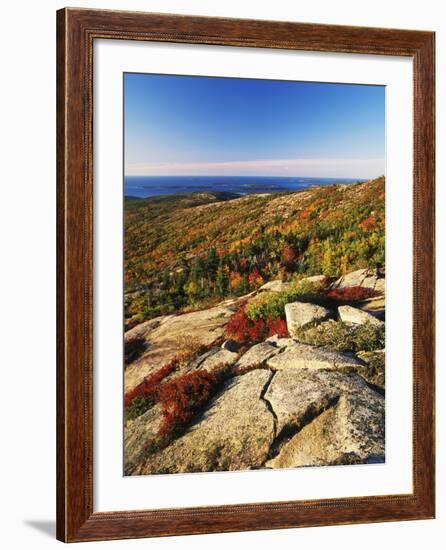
[0,0,443,548]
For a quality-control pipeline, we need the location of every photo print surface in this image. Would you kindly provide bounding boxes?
[123,73,386,476]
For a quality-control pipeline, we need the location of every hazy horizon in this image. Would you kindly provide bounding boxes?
[124,174,372,180]
[125,171,382,179]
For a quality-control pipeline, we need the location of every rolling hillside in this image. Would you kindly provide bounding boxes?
[124,177,384,326]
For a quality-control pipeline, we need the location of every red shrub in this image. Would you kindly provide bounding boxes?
[124,359,177,408]
[154,369,225,444]
[326,285,378,303]
[248,319,268,342]
[225,308,251,343]
[225,308,269,344]
[226,308,290,343]
[266,317,289,338]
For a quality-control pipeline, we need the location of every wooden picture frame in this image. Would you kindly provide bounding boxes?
[56,7,435,542]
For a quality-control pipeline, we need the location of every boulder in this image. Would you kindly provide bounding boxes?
[285,301,332,335]
[124,404,163,475]
[331,268,372,289]
[187,348,219,370]
[135,370,275,475]
[359,296,385,317]
[300,274,327,285]
[264,369,341,435]
[124,303,236,392]
[198,348,238,371]
[361,269,378,290]
[331,267,384,293]
[124,315,169,342]
[265,335,296,348]
[266,342,365,372]
[356,349,385,388]
[235,342,281,369]
[265,369,384,468]
[338,305,384,326]
[259,280,291,293]
[374,278,386,295]
[221,339,240,353]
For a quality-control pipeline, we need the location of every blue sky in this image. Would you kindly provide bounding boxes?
[124,73,385,178]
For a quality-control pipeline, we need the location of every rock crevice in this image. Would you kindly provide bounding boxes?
[265,369,385,469]
[268,393,341,463]
[258,370,278,464]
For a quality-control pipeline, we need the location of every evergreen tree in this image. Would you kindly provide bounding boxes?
[216,264,229,296]
[190,257,204,284]
[205,247,218,280]
[161,269,170,290]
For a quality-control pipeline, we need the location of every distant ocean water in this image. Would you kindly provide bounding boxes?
[124,176,365,198]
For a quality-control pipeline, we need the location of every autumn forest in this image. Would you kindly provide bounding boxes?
[124,177,384,328]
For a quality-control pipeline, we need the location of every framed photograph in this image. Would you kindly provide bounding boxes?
[56,8,435,542]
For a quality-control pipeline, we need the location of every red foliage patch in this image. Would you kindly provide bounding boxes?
[247,319,269,342]
[156,370,223,437]
[326,285,378,302]
[266,317,289,338]
[225,307,289,343]
[225,308,252,343]
[124,359,177,408]
[225,308,268,343]
[145,368,227,452]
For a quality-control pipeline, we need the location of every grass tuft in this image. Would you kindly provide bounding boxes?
[295,319,384,353]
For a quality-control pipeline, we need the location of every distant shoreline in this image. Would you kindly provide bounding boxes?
[124,175,368,199]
